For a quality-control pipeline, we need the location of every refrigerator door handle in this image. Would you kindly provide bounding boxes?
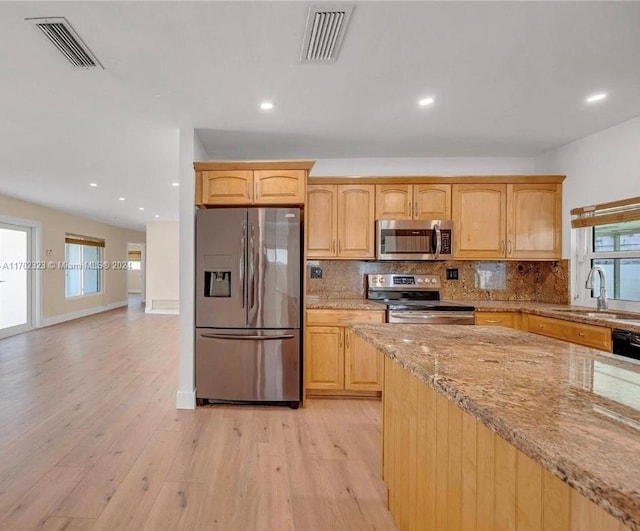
[240,222,246,308]
[200,333,296,341]
[249,223,256,312]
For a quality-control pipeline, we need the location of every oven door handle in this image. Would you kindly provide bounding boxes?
[388,311,473,320]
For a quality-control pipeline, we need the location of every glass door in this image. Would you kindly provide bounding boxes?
[0,223,32,338]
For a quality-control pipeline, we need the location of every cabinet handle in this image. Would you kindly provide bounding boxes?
[346,331,350,349]
[247,181,250,199]
[508,240,513,255]
[255,181,259,199]
[339,334,343,349]
[538,324,544,329]
[500,240,505,254]
[331,239,335,253]
[578,332,586,337]
[414,202,419,217]
[484,319,501,324]
[338,240,342,254]
[408,201,412,217]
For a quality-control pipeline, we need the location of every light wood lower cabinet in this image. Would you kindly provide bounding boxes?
[383,355,628,530]
[305,309,385,396]
[526,314,612,351]
[475,311,520,329]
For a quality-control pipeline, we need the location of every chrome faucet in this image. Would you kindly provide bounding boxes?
[585,265,608,311]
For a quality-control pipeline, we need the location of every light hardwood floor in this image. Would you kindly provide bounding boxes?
[0,299,396,530]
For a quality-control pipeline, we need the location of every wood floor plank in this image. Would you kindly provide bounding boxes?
[0,466,86,530]
[92,429,182,530]
[0,298,395,531]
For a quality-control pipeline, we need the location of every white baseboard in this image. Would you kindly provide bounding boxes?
[176,389,196,409]
[40,300,128,328]
[146,299,180,315]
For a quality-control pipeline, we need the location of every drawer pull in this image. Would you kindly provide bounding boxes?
[578,332,586,337]
[484,320,502,324]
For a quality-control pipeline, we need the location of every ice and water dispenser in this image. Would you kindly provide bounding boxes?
[204,271,231,297]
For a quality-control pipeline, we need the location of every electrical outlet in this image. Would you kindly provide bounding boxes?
[446,268,459,280]
[310,267,323,279]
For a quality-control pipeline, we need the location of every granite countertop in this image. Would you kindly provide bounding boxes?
[465,300,640,333]
[350,323,640,529]
[305,297,640,333]
[305,297,386,311]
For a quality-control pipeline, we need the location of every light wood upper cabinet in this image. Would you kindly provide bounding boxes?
[452,182,561,260]
[253,170,305,205]
[195,161,314,206]
[306,185,338,258]
[375,184,451,220]
[201,170,253,205]
[337,185,375,258]
[376,184,412,219]
[414,184,451,219]
[307,184,375,259]
[453,184,507,258]
[506,183,562,259]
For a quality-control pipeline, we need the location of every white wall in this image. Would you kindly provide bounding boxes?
[127,243,143,294]
[177,128,200,409]
[535,114,640,257]
[0,193,144,326]
[311,157,535,176]
[145,221,179,313]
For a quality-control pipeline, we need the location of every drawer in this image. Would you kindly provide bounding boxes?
[475,311,518,328]
[306,309,386,326]
[528,315,611,351]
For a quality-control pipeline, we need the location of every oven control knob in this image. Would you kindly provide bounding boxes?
[417,279,423,283]
[430,278,437,284]
[379,277,385,284]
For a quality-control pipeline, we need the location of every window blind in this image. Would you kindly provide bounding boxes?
[127,250,141,260]
[65,235,105,248]
[571,196,640,228]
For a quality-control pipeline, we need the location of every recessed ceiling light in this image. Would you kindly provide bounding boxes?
[260,101,274,110]
[418,97,435,107]
[118,197,125,201]
[171,182,179,187]
[586,93,607,103]
[89,183,97,187]
[139,207,144,211]
[154,214,160,218]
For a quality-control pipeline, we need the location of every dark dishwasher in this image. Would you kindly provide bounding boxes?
[612,329,640,361]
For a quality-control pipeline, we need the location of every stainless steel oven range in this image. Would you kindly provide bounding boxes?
[367,274,475,324]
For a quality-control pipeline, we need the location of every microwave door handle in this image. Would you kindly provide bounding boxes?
[433,223,441,259]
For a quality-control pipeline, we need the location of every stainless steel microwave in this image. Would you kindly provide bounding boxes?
[376,220,454,260]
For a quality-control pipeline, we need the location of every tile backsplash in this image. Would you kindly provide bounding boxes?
[306,259,569,304]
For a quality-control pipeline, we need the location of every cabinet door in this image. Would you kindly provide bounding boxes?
[254,170,305,205]
[304,326,344,390]
[375,184,412,220]
[344,330,383,391]
[202,170,253,205]
[337,185,375,258]
[506,184,562,260]
[413,184,451,220]
[452,184,506,259]
[306,185,337,258]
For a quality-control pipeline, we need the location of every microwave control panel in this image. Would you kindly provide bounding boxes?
[441,230,452,254]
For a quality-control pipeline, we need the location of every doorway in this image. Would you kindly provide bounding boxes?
[0,222,33,338]
[127,243,145,307]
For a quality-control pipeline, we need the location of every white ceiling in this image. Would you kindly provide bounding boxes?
[1,1,640,231]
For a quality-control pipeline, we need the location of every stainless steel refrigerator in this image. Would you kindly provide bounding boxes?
[195,208,302,408]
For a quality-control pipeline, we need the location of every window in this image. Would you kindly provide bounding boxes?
[572,196,640,310]
[65,235,104,298]
[127,250,141,271]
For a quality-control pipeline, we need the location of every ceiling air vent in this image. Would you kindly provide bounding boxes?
[26,17,103,68]
[300,5,354,63]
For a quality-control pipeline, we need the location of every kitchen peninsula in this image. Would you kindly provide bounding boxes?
[351,323,640,530]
